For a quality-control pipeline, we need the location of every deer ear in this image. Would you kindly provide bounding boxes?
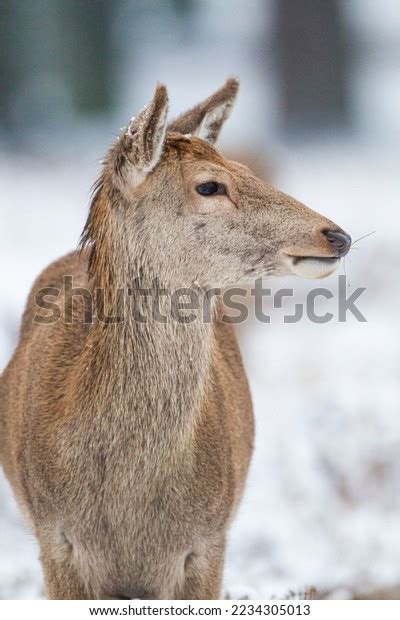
[114,84,168,189]
[168,78,239,144]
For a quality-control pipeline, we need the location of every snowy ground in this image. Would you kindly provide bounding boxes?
[0,140,399,599]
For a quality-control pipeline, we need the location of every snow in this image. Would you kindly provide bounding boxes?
[0,141,399,599]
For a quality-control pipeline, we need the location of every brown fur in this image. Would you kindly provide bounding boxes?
[0,79,349,599]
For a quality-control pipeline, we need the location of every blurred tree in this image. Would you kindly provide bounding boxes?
[0,0,117,138]
[61,0,115,115]
[171,0,194,14]
[275,0,350,134]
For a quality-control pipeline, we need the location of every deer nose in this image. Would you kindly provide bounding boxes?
[323,230,352,257]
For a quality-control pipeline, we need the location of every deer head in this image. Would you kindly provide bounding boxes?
[82,78,351,290]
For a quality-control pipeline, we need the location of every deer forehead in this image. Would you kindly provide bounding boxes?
[165,136,255,185]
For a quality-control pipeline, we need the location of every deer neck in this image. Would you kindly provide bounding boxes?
[77,226,216,454]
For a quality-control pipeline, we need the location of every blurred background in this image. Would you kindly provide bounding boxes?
[0,0,399,600]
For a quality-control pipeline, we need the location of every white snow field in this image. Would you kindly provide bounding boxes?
[0,141,399,599]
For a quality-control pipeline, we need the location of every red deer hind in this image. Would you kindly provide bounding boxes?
[0,78,351,599]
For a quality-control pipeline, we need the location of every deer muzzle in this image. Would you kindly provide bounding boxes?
[284,227,352,279]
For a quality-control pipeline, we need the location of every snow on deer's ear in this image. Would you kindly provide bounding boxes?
[117,84,168,187]
[168,77,239,144]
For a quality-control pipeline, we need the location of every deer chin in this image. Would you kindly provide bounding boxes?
[287,256,340,279]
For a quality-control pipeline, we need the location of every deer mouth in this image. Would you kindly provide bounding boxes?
[287,256,340,279]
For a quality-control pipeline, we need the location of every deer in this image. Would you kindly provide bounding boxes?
[0,78,351,600]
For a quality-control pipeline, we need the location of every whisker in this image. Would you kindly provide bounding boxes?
[342,256,351,287]
[351,230,376,247]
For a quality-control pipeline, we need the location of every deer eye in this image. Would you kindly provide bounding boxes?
[196,182,225,196]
